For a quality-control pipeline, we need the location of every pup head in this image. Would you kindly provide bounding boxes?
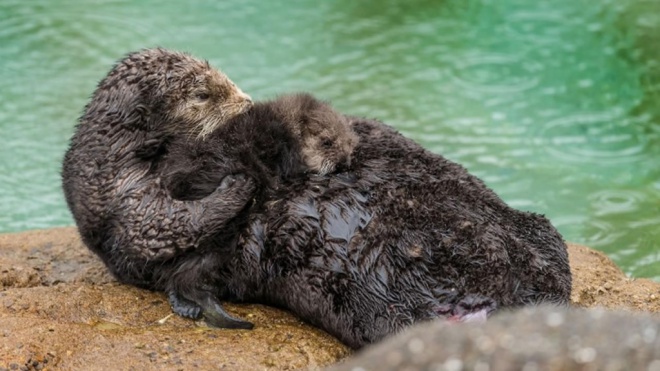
[274,93,359,175]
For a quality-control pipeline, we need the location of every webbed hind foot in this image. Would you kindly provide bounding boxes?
[168,290,202,319]
[167,289,254,329]
[199,293,254,330]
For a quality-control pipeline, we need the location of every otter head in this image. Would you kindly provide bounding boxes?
[274,93,359,176]
[91,48,252,139]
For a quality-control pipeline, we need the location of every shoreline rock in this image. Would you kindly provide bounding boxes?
[0,227,349,370]
[568,242,660,312]
[1,227,659,369]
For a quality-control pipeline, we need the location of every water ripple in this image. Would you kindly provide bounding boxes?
[539,111,649,164]
[504,11,574,45]
[588,190,646,216]
[449,53,542,93]
[0,8,165,75]
[553,216,623,248]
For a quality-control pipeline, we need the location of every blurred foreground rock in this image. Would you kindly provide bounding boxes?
[329,306,660,371]
[1,227,659,370]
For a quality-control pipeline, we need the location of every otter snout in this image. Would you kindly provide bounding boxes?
[230,89,252,111]
[236,90,252,106]
[197,90,254,138]
[230,90,253,119]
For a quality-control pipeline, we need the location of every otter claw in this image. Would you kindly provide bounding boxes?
[200,294,254,330]
[168,291,202,319]
[217,173,247,191]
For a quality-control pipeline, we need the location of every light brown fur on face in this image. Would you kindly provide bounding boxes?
[168,65,253,139]
[98,48,252,139]
[273,93,359,175]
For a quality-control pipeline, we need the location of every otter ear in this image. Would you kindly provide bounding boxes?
[272,95,302,135]
[296,109,311,130]
[116,102,154,133]
[132,103,152,130]
[135,132,169,160]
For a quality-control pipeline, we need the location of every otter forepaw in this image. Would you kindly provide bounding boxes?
[217,173,248,191]
[168,290,203,319]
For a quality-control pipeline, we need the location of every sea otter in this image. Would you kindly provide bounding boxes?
[150,114,571,348]
[61,48,256,329]
[63,49,571,346]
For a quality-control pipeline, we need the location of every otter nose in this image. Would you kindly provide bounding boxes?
[239,91,252,105]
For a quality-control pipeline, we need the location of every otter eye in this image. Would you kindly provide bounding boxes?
[195,92,210,101]
[321,139,333,148]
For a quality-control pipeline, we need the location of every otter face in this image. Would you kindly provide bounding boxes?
[274,93,359,176]
[98,48,252,139]
[165,64,253,139]
[300,113,359,175]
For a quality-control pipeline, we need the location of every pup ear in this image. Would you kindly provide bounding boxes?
[270,94,301,135]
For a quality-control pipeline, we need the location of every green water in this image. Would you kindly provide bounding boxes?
[0,0,658,279]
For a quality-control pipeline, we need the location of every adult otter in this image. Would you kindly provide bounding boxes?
[329,306,660,370]
[61,48,255,328]
[63,49,571,344]
[152,114,570,348]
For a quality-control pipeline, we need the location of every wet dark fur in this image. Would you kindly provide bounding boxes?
[154,116,572,349]
[61,49,254,322]
[62,47,570,345]
[162,93,358,202]
[151,94,359,326]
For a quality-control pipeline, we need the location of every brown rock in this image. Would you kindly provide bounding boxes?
[568,242,660,312]
[1,228,659,369]
[0,228,349,370]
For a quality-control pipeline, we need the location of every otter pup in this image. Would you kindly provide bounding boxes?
[155,93,359,322]
[162,93,359,202]
[61,48,256,329]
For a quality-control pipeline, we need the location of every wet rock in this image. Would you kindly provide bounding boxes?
[0,228,349,369]
[1,227,659,369]
[329,306,660,371]
[568,243,660,312]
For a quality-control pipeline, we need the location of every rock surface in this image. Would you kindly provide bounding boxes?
[1,227,659,369]
[329,305,660,371]
[0,228,349,370]
[569,242,660,312]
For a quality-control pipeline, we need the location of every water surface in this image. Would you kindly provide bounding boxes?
[0,0,658,278]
